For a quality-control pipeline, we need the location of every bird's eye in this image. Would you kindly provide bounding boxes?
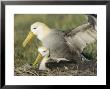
[43,51,46,52]
[33,28,36,29]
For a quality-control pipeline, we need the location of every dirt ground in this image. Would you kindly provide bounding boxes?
[14,59,97,76]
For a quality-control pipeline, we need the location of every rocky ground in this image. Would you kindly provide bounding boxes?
[14,59,97,76]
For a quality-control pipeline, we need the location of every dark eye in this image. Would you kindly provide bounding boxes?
[43,51,46,52]
[33,28,36,29]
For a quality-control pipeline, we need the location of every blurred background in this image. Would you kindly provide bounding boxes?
[14,14,97,76]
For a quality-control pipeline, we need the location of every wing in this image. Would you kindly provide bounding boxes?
[65,23,97,54]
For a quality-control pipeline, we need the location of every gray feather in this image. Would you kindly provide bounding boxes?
[42,30,78,61]
[65,23,97,54]
[38,15,97,62]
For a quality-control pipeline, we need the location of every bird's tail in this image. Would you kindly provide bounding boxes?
[87,14,97,30]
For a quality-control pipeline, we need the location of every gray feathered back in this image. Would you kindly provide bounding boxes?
[65,22,97,54]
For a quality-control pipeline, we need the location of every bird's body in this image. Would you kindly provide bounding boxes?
[41,30,78,61]
[23,14,97,70]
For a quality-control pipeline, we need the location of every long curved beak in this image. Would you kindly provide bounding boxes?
[23,31,35,47]
[32,52,43,67]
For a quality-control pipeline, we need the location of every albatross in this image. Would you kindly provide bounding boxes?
[23,14,97,70]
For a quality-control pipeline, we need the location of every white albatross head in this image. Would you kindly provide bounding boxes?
[23,22,51,47]
[38,47,49,57]
[38,47,50,70]
[32,46,49,67]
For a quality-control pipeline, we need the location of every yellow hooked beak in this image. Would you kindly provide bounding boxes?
[23,31,35,47]
[32,52,43,67]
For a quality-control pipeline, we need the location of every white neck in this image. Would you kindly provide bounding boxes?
[39,56,49,70]
[37,27,51,41]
